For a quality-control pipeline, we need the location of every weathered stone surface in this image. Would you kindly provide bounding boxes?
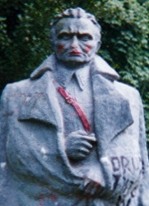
[0,7,149,206]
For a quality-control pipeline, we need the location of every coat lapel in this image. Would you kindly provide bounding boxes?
[18,71,64,132]
[18,54,133,155]
[92,72,133,155]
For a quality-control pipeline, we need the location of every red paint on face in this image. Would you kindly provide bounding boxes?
[57,44,64,54]
[84,45,93,53]
[70,49,81,55]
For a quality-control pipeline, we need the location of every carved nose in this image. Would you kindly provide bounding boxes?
[70,36,79,48]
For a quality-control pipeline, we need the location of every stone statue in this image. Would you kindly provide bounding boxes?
[0,7,149,206]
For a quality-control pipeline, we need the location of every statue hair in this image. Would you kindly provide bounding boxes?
[50,7,101,43]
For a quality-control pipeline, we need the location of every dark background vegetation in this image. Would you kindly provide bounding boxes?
[0,0,149,144]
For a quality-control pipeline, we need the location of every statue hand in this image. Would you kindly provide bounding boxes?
[65,130,96,160]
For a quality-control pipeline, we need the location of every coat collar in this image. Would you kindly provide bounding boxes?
[30,54,120,82]
[18,71,64,132]
[51,61,91,91]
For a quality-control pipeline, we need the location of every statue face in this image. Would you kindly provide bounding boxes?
[53,18,100,64]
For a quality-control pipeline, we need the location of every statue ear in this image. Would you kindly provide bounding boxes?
[96,40,101,53]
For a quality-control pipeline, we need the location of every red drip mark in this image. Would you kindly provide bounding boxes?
[84,45,92,53]
[57,44,64,54]
[49,193,58,202]
[39,195,44,206]
[39,193,58,206]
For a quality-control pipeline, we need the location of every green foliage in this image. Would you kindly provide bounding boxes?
[0,0,149,140]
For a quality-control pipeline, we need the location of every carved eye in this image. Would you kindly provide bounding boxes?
[57,33,71,40]
[78,34,93,41]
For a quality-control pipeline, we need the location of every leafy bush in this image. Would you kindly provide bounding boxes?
[0,0,149,141]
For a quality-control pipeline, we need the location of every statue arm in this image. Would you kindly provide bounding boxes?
[0,84,83,194]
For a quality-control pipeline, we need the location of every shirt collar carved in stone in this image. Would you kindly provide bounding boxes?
[54,64,91,90]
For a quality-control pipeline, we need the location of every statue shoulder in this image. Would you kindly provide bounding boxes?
[114,80,141,103]
[1,79,31,101]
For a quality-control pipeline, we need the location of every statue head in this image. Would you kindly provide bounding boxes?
[50,8,101,65]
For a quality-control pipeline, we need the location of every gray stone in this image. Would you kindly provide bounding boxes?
[0,7,149,206]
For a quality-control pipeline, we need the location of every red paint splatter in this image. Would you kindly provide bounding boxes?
[39,195,44,206]
[57,44,64,54]
[39,193,58,206]
[84,45,92,53]
[49,193,58,202]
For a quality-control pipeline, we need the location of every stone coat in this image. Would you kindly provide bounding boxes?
[0,55,149,206]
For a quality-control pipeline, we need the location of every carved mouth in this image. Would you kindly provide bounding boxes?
[69,50,82,55]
